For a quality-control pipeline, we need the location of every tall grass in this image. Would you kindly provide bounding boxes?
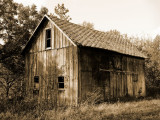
[43,99,160,120]
[0,99,159,120]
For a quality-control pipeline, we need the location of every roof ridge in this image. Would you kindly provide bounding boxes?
[50,15,106,33]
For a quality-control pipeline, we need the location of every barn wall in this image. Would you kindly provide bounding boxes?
[28,20,72,53]
[24,20,78,106]
[78,47,145,102]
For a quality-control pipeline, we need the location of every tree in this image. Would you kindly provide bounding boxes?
[0,0,24,74]
[132,35,160,96]
[82,21,94,29]
[145,35,160,87]
[54,3,71,21]
[0,0,18,43]
[0,1,49,74]
[0,0,49,99]
[0,63,23,99]
[37,6,49,20]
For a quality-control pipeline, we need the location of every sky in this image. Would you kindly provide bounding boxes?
[1,0,160,44]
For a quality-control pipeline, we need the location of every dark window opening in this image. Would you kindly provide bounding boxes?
[58,76,64,82]
[59,83,64,88]
[33,76,39,95]
[58,76,64,89]
[46,29,51,48]
[47,39,51,48]
[33,90,39,95]
[34,76,39,83]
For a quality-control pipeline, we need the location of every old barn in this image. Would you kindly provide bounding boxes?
[22,15,146,106]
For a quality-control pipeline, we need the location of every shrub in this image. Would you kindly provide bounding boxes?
[82,88,104,105]
[146,86,160,98]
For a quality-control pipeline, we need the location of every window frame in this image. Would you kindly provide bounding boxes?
[45,28,52,49]
[58,76,65,90]
[33,76,39,95]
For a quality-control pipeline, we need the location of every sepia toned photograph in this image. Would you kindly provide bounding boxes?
[0,0,160,119]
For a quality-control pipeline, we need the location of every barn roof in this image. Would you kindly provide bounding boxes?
[22,15,146,58]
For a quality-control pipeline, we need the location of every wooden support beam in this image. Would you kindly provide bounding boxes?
[99,68,137,74]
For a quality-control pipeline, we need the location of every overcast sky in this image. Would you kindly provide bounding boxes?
[0,0,160,44]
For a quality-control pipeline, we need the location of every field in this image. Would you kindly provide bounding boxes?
[0,99,160,120]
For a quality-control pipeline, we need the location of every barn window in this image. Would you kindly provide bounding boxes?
[33,76,39,95]
[46,29,51,48]
[58,76,64,89]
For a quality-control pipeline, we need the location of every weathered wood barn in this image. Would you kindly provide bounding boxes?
[22,15,146,106]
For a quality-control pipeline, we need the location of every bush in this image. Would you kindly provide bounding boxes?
[82,88,104,105]
[146,86,160,98]
[0,97,56,115]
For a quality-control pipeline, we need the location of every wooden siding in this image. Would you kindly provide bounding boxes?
[28,20,72,53]
[24,19,146,105]
[78,47,145,102]
[24,20,78,106]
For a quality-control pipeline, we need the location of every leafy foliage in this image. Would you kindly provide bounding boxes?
[132,35,160,96]
[0,0,50,99]
[55,3,72,21]
[0,0,18,42]
[0,63,22,99]
[82,21,94,29]
[0,1,49,74]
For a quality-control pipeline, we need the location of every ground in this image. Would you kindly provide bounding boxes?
[0,99,160,120]
[44,99,160,120]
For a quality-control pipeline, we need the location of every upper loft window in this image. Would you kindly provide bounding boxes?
[46,29,51,48]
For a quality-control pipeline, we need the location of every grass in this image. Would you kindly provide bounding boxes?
[0,99,160,120]
[44,99,160,120]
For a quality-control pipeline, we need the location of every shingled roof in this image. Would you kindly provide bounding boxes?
[23,15,146,58]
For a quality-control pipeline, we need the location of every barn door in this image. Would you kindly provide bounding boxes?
[99,71,110,101]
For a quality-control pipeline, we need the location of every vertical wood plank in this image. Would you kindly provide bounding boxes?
[119,73,121,97]
[72,46,76,105]
[54,27,57,49]
[63,48,68,104]
[57,30,60,48]
[25,54,29,95]
[121,73,124,96]
[110,72,113,98]
[74,47,78,105]
[66,37,69,47]
[39,28,42,52]
[59,32,62,48]
[64,36,66,47]
[78,48,81,103]
[52,24,54,49]
[69,46,73,105]
[66,47,70,104]
[39,52,42,103]
[113,72,116,97]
